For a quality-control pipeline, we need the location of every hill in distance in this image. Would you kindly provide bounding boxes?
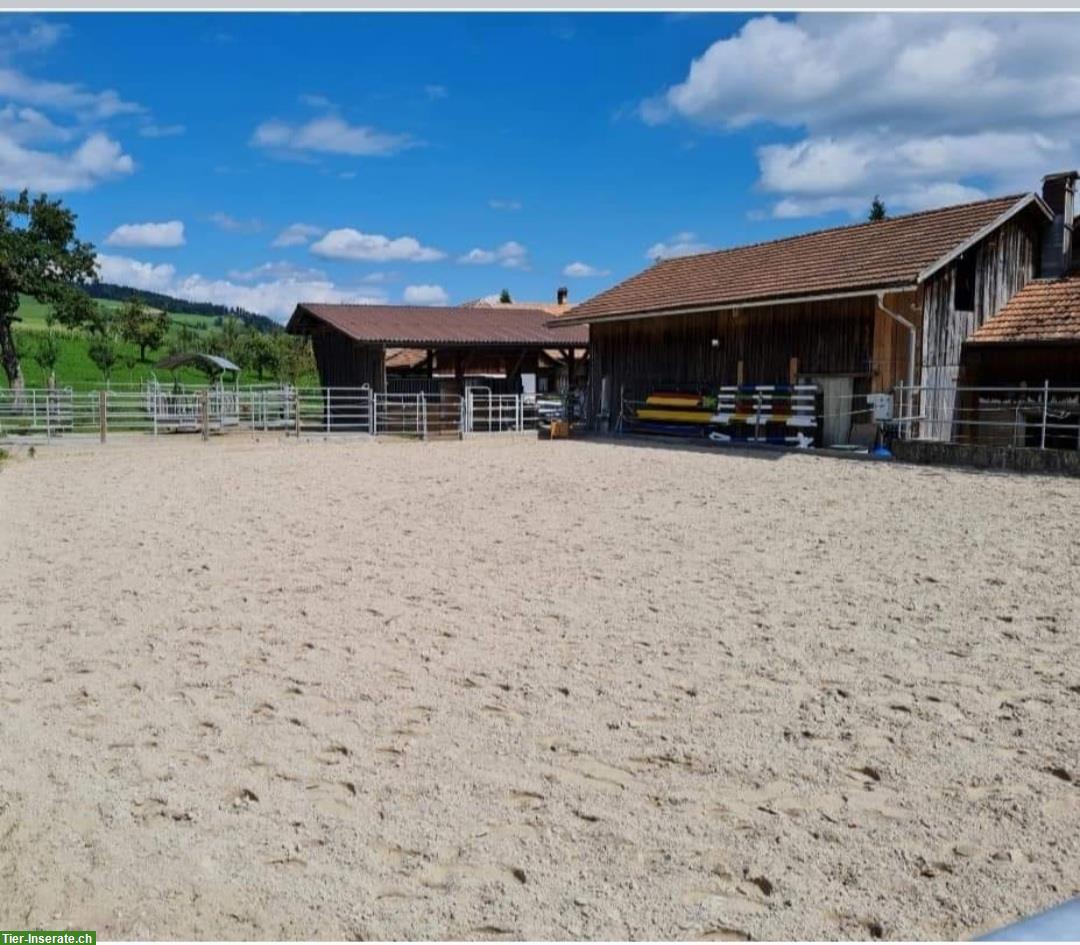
[85,282,281,334]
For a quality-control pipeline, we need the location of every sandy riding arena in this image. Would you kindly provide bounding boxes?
[1,435,1078,940]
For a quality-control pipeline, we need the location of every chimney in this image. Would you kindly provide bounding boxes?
[556,286,569,306]
[1040,170,1077,277]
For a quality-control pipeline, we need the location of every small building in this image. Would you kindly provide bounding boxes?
[561,172,1078,445]
[286,303,588,396]
[956,276,1080,449]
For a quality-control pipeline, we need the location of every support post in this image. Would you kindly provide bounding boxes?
[788,357,799,386]
[200,388,209,441]
[736,360,744,386]
[294,388,301,438]
[1041,379,1049,449]
[98,389,107,443]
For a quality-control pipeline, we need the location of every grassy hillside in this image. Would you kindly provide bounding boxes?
[6,295,316,389]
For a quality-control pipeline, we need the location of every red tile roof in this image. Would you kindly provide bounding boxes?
[288,303,588,347]
[968,277,1080,344]
[563,194,1045,324]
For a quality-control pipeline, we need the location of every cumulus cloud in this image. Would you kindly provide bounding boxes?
[210,211,264,234]
[0,131,133,191]
[424,84,448,100]
[96,252,385,321]
[489,199,522,211]
[563,261,610,278]
[645,232,712,261]
[645,14,1080,217]
[457,240,529,269]
[251,115,416,158]
[105,220,185,249]
[272,222,323,247]
[226,260,327,282]
[95,253,177,292]
[403,284,449,305]
[311,228,445,262]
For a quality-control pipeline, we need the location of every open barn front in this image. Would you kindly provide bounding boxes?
[586,292,913,447]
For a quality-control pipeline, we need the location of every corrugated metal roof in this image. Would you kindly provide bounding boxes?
[562,194,1047,324]
[968,276,1080,344]
[155,352,241,372]
[288,303,588,347]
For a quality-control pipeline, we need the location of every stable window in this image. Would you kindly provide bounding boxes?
[954,251,976,312]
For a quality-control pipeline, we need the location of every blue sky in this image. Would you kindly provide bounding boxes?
[2,12,1078,320]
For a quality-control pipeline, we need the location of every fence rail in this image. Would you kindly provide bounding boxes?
[611,381,1080,453]
[895,382,1080,450]
[0,385,542,442]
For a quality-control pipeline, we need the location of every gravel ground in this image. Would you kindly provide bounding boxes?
[0,434,1078,940]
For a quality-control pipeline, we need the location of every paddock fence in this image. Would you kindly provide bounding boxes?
[0,385,545,442]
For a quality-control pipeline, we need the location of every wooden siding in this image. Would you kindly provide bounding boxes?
[587,296,886,422]
[920,219,1038,438]
[311,328,386,392]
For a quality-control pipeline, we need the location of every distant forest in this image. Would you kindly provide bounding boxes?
[86,282,280,334]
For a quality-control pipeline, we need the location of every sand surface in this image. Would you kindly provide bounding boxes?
[1,434,1078,941]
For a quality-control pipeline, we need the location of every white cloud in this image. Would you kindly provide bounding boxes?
[311,228,445,262]
[457,240,529,269]
[424,84,448,100]
[105,220,185,249]
[299,93,333,109]
[96,252,385,321]
[172,275,384,320]
[0,67,141,121]
[563,261,610,278]
[489,199,522,211]
[226,260,327,282]
[96,253,177,292]
[139,122,185,138]
[210,211,264,234]
[645,14,1080,217]
[251,115,416,158]
[272,222,323,247]
[0,20,68,57]
[0,104,70,143]
[403,284,449,305]
[0,131,133,191]
[645,231,711,261]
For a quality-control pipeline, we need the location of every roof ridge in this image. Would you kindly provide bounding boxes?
[654,192,1029,267]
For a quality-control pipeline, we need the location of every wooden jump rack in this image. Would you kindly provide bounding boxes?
[709,384,817,446]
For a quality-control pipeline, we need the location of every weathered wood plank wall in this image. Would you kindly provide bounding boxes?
[311,330,386,391]
[587,297,884,421]
[920,219,1038,438]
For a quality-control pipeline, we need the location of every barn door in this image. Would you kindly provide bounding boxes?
[808,376,853,446]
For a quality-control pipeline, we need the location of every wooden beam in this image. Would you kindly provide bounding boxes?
[789,356,799,385]
[736,360,744,386]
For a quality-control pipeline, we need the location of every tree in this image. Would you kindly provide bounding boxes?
[87,323,120,382]
[0,191,97,391]
[868,196,887,222]
[117,295,169,361]
[273,334,314,386]
[34,332,62,387]
[499,288,512,304]
[216,316,243,361]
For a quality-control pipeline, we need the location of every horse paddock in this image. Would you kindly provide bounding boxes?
[0,435,1077,940]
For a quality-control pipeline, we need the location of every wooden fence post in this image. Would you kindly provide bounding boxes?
[200,389,209,441]
[98,389,107,443]
[294,388,301,438]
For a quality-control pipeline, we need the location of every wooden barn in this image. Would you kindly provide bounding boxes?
[561,172,1079,445]
[286,303,587,395]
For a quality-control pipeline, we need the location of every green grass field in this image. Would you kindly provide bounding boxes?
[6,295,315,389]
